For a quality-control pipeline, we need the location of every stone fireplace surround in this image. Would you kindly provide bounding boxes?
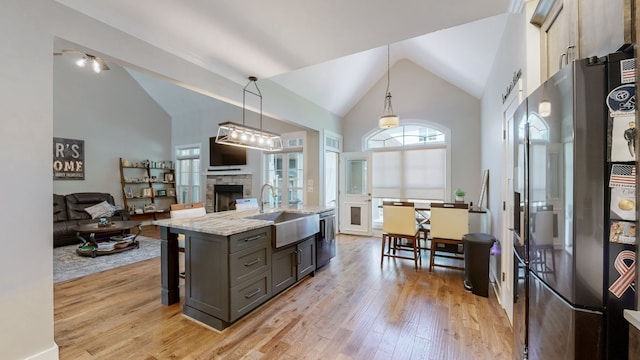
[205,174,252,213]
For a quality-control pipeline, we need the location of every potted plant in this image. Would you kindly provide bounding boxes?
[454,188,466,203]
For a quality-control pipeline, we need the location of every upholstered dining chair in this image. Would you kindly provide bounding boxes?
[428,202,469,272]
[381,201,421,270]
[170,202,206,249]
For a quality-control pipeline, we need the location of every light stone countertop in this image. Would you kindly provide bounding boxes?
[152,205,334,237]
[624,309,640,331]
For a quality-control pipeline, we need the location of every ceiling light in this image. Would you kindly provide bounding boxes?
[76,56,87,68]
[216,76,283,151]
[58,50,110,73]
[379,45,399,129]
[92,58,101,73]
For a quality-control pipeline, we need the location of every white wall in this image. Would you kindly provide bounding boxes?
[0,1,57,359]
[342,59,482,202]
[53,52,172,205]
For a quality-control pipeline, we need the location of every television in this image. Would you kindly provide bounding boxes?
[209,137,247,167]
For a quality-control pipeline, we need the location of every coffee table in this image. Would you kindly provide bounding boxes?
[72,220,142,258]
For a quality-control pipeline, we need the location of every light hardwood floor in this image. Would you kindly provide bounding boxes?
[54,226,513,359]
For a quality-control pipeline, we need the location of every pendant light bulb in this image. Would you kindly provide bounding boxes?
[539,100,551,117]
[76,56,87,68]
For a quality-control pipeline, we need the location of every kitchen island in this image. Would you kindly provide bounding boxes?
[153,206,333,330]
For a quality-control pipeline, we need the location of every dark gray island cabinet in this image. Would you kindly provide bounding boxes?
[158,211,319,331]
[272,235,316,295]
[183,226,273,330]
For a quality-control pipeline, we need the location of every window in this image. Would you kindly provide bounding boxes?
[365,123,448,227]
[175,145,201,204]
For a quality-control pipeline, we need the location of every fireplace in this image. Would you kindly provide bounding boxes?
[214,185,243,212]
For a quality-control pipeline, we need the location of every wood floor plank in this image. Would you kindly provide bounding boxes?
[54,227,513,359]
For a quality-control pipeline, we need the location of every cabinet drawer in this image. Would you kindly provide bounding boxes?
[230,271,272,322]
[229,227,271,254]
[229,245,271,287]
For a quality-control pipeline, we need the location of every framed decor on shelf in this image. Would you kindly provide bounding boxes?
[143,203,156,212]
[164,173,174,182]
[166,188,176,197]
[156,189,167,197]
[141,188,153,198]
[124,187,133,198]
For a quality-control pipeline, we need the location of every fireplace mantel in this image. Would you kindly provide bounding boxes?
[206,170,252,176]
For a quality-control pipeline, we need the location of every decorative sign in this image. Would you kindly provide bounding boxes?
[53,137,85,180]
[502,69,522,103]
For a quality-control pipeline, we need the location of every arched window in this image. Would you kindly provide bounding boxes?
[365,123,449,209]
[367,124,445,149]
[518,114,549,141]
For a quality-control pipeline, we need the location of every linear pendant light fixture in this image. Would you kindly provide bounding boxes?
[379,44,399,129]
[216,76,283,151]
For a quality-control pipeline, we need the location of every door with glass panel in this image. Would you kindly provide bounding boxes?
[175,145,201,204]
[339,152,372,235]
[264,151,304,208]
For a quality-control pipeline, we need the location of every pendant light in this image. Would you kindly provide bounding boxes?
[379,45,399,129]
[216,76,283,151]
[538,83,551,117]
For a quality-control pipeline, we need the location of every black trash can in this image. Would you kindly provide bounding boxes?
[462,233,496,297]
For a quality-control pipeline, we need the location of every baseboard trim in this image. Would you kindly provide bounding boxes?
[25,343,59,360]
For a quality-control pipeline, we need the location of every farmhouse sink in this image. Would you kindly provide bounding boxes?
[247,211,319,248]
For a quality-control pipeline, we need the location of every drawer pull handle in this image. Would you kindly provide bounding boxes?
[244,258,260,267]
[243,235,263,242]
[245,288,261,298]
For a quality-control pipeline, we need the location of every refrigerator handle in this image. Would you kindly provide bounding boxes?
[559,53,567,69]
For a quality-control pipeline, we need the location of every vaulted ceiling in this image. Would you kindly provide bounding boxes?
[55,0,519,118]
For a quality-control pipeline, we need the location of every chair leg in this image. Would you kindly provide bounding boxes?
[413,237,422,271]
[429,239,436,272]
[381,234,386,268]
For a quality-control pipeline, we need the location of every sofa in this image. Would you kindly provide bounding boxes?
[53,192,130,248]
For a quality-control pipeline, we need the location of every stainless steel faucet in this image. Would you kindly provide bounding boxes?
[259,183,276,213]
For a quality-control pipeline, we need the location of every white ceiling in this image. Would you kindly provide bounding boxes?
[55,0,518,117]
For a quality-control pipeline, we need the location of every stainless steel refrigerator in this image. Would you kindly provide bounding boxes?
[512,47,637,360]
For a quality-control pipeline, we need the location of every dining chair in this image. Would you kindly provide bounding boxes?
[170,202,206,277]
[428,202,469,272]
[381,201,421,270]
[170,202,206,248]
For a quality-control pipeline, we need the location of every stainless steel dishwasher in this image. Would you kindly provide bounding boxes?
[316,209,336,268]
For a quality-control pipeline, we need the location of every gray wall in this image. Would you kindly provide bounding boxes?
[342,59,482,202]
[53,53,172,206]
[168,88,317,205]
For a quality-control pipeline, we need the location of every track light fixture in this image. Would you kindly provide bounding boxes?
[54,50,110,74]
[215,77,283,151]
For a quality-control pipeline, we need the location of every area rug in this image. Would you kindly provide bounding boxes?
[53,236,161,283]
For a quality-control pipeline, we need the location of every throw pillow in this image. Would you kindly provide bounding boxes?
[84,201,116,219]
